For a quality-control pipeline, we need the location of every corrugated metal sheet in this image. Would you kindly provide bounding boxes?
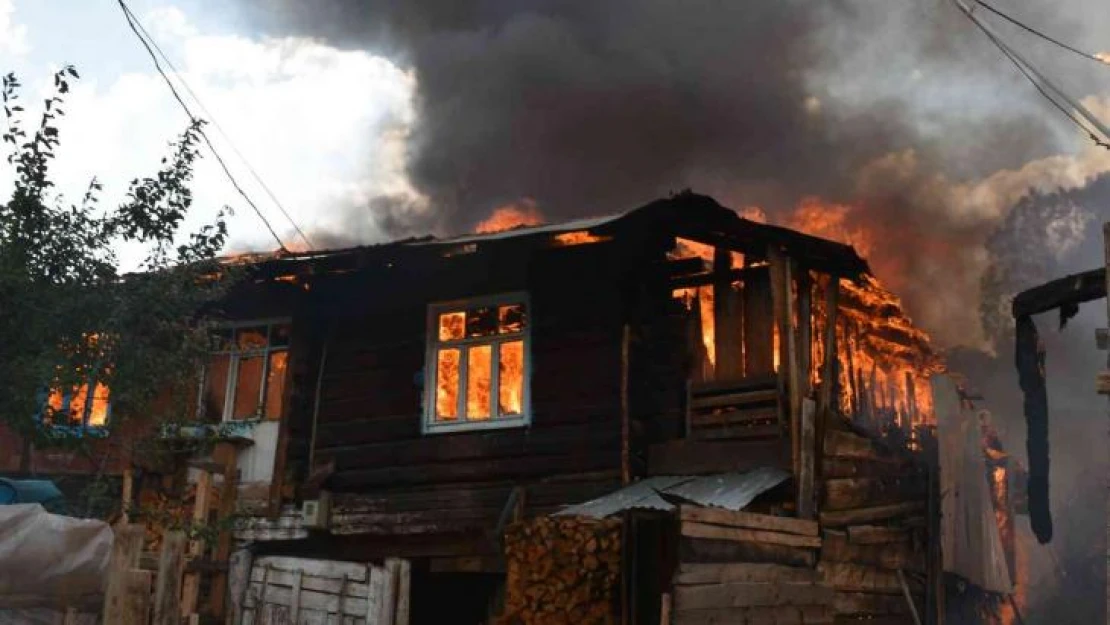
[555,467,789,519]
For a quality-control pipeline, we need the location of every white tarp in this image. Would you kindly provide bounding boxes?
[932,374,1014,594]
[0,503,112,613]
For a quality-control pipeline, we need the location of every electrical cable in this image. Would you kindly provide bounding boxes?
[973,0,1110,68]
[115,0,289,252]
[120,3,315,251]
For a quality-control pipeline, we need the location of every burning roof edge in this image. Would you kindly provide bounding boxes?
[242,192,870,278]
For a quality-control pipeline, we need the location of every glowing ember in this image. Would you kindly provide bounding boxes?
[1097,51,1110,65]
[475,199,544,233]
[552,230,609,246]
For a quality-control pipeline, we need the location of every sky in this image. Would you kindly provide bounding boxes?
[0,0,421,261]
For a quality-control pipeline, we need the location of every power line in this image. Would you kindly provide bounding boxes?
[120,4,315,251]
[954,0,1110,149]
[973,0,1110,68]
[115,0,289,252]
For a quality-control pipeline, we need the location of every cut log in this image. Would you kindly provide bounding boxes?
[680,538,817,568]
[682,521,822,549]
[679,506,819,537]
[819,502,924,527]
[675,563,818,586]
[674,581,835,610]
[846,525,911,545]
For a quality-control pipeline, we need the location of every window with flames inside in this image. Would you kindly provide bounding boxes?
[200,322,290,422]
[43,380,110,435]
[425,296,529,433]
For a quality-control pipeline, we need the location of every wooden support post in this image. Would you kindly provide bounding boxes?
[208,442,241,618]
[817,276,839,433]
[797,270,813,397]
[120,468,133,524]
[62,607,78,625]
[713,247,742,380]
[153,531,187,625]
[621,324,631,485]
[769,248,792,436]
[797,398,817,519]
[180,469,212,617]
[102,524,144,623]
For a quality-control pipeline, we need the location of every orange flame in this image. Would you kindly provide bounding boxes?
[475,199,544,233]
[553,230,609,246]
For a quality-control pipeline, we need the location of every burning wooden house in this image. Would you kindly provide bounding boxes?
[145,191,952,625]
[8,191,1017,624]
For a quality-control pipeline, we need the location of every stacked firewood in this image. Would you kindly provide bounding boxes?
[674,506,834,624]
[819,429,927,623]
[496,515,621,625]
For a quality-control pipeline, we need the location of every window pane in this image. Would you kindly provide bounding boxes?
[438,312,465,341]
[498,304,527,334]
[271,324,292,347]
[466,345,492,420]
[435,348,461,420]
[86,383,110,427]
[231,355,264,420]
[236,326,268,351]
[264,351,288,421]
[45,388,77,428]
[203,355,230,421]
[466,307,497,338]
[499,341,525,416]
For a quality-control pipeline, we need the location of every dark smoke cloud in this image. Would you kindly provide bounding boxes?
[217,0,1110,350]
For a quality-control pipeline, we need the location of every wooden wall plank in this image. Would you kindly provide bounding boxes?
[678,506,818,537]
[152,531,187,625]
[674,581,835,610]
[675,563,817,586]
[681,522,822,549]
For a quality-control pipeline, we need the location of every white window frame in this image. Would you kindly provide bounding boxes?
[199,317,292,423]
[423,292,532,434]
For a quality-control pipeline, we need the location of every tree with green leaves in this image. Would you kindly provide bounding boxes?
[1,65,236,497]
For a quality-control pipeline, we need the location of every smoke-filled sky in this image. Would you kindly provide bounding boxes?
[2,0,1110,349]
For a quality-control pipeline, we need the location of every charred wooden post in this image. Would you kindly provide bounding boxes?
[744,267,775,377]
[713,247,743,380]
[621,324,631,485]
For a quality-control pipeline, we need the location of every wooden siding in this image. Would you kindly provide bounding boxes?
[311,241,636,543]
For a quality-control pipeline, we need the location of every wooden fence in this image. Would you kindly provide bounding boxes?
[100,524,410,625]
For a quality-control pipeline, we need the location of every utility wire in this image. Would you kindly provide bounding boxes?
[954,0,1110,149]
[973,0,1110,68]
[115,0,289,252]
[120,3,315,250]
[973,12,1108,148]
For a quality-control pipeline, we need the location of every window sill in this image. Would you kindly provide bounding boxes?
[423,416,530,435]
